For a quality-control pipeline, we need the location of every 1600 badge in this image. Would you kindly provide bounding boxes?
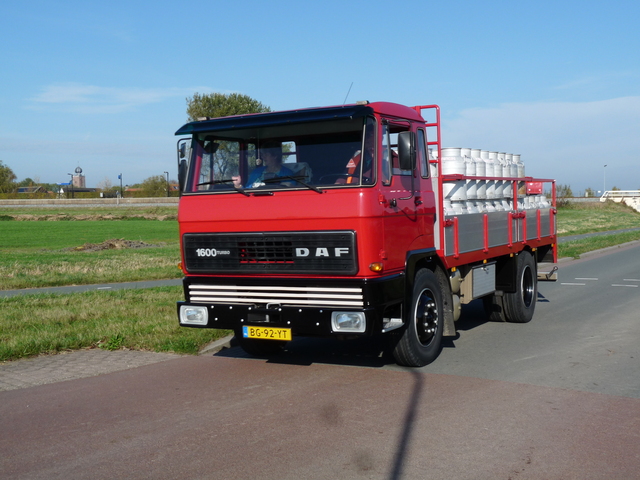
[195,248,231,257]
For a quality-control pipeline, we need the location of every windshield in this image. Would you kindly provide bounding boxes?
[183,116,376,193]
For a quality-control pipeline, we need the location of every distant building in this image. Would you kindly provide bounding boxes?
[72,166,86,188]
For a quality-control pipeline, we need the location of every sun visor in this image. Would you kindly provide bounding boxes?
[175,104,374,136]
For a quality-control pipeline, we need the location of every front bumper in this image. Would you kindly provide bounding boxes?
[177,274,405,337]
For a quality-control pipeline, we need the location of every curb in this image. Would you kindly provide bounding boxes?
[198,335,237,356]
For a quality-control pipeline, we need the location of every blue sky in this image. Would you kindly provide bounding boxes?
[1,0,639,194]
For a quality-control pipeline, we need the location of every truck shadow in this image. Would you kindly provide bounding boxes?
[214,335,396,368]
[214,293,550,367]
[443,292,549,348]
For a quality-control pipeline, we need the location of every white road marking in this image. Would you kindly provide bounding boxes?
[611,284,639,288]
[575,278,598,281]
[561,283,586,286]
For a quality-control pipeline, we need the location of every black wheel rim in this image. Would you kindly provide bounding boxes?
[521,265,534,308]
[414,288,438,346]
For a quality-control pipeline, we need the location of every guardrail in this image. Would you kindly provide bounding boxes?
[601,190,640,212]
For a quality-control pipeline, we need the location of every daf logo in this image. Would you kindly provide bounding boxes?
[295,247,350,257]
[195,248,231,257]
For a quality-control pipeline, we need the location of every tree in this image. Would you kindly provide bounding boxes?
[17,177,35,187]
[0,161,17,193]
[584,187,596,197]
[185,93,271,182]
[140,175,169,197]
[186,92,271,122]
[556,184,573,198]
[96,177,113,191]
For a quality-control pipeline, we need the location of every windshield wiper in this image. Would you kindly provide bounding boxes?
[196,179,250,196]
[262,175,323,194]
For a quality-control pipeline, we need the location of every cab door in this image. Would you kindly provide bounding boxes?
[379,121,421,273]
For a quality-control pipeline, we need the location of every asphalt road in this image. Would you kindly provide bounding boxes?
[0,278,182,298]
[2,243,640,479]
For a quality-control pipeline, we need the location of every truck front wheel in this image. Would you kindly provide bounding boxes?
[503,251,537,323]
[392,268,444,367]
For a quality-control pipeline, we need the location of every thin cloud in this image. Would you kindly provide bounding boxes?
[442,97,640,191]
[28,83,214,113]
[552,71,640,92]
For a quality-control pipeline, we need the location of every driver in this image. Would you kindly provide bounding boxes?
[233,140,294,188]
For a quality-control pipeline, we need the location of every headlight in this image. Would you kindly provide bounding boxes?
[180,306,208,326]
[331,312,366,333]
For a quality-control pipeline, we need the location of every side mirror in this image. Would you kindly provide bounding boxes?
[398,131,416,171]
[177,138,190,193]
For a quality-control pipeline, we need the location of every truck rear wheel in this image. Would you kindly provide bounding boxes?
[392,268,444,367]
[503,251,537,323]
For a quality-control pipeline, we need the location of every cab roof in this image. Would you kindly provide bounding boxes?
[174,101,425,136]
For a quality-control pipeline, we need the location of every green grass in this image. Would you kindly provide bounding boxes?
[0,205,177,219]
[0,287,231,362]
[555,201,640,259]
[1,219,176,248]
[0,220,181,290]
[556,201,640,236]
[557,231,640,259]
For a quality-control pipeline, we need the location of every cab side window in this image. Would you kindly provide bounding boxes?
[417,129,429,178]
[381,124,391,185]
[382,122,411,185]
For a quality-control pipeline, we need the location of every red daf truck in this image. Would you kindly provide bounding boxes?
[175,101,557,366]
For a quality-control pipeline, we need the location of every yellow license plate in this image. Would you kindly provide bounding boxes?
[242,326,292,341]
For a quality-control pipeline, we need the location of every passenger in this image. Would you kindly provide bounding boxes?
[233,141,294,188]
[338,129,375,184]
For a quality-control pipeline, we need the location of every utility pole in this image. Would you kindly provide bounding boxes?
[164,171,169,197]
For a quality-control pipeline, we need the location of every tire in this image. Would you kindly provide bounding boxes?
[503,251,537,323]
[392,268,444,367]
[236,335,287,357]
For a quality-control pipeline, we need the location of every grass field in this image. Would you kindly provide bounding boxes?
[556,201,640,235]
[558,230,640,259]
[1,200,638,361]
[0,206,232,361]
[0,218,180,290]
[556,201,640,258]
[0,205,177,219]
[0,287,229,362]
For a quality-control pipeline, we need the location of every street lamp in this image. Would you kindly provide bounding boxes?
[164,171,169,197]
[603,164,607,194]
[67,173,74,199]
[118,173,123,198]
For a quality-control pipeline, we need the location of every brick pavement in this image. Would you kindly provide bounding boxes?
[0,335,234,392]
[0,349,180,391]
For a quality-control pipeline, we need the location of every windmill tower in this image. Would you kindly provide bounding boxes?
[72,166,86,188]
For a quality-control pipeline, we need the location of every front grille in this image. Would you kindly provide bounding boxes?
[238,238,294,264]
[183,231,357,274]
[188,284,364,308]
